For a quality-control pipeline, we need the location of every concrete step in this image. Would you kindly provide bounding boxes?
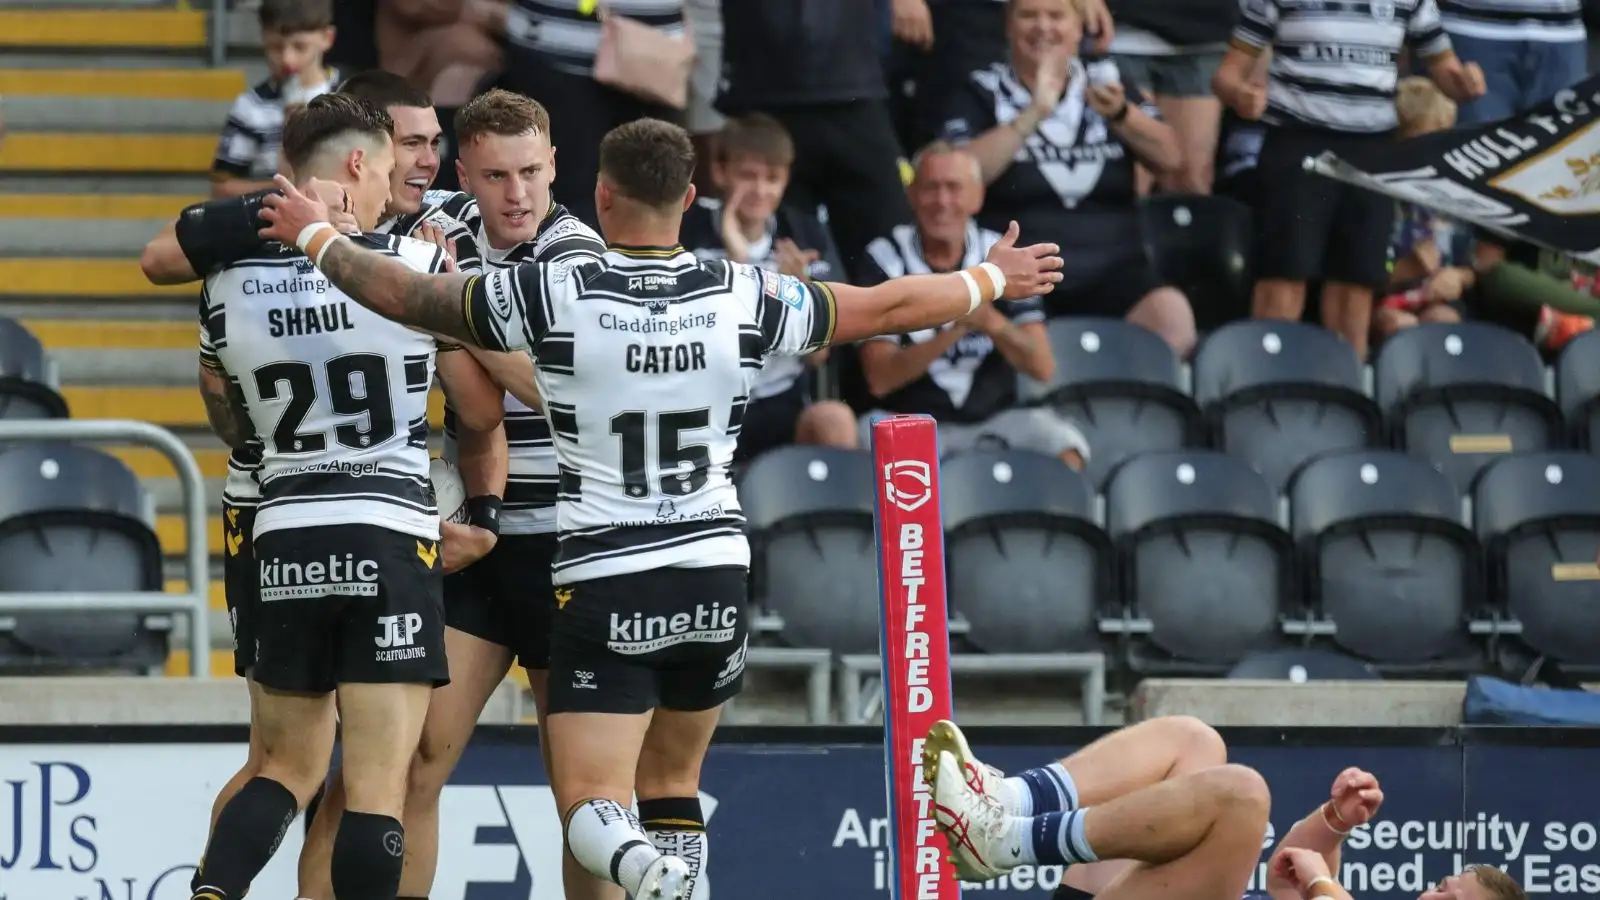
[1,300,195,320]
[0,218,170,257]
[0,133,213,174]
[0,194,201,219]
[0,9,208,50]
[55,348,194,384]
[59,384,450,431]
[0,259,195,299]
[3,96,231,133]
[0,68,242,100]
[0,175,211,195]
[1,55,267,84]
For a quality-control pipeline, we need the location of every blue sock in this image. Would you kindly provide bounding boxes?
[1004,762,1079,817]
[1027,810,1099,866]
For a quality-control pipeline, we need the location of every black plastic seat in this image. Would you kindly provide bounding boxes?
[0,443,166,672]
[740,446,879,654]
[941,450,1111,653]
[1555,328,1600,450]
[1474,452,1600,667]
[1289,449,1481,672]
[1375,322,1561,490]
[1028,318,1202,490]
[1227,648,1380,680]
[0,318,68,420]
[1139,193,1254,331]
[1104,450,1292,673]
[1194,320,1381,491]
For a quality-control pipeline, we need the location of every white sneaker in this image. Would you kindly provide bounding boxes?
[634,855,692,900]
[924,719,1009,805]
[927,749,1017,882]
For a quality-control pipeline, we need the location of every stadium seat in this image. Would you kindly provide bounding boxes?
[1139,193,1254,331]
[1474,452,1600,667]
[1027,318,1201,490]
[1104,450,1292,673]
[1193,320,1381,492]
[740,446,879,654]
[0,318,68,420]
[1227,647,1380,680]
[1288,449,1481,671]
[1555,329,1600,450]
[0,442,166,672]
[1375,322,1561,491]
[940,450,1111,654]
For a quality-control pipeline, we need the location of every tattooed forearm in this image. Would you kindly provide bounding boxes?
[198,364,255,449]
[315,237,479,344]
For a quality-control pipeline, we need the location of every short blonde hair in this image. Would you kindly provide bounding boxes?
[1468,865,1527,900]
[1396,76,1457,135]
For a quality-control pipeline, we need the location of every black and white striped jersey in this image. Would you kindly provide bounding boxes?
[942,59,1160,287]
[505,0,686,76]
[376,199,483,274]
[423,190,607,534]
[212,71,341,181]
[460,246,838,584]
[200,235,449,542]
[1440,0,1584,42]
[1234,0,1451,133]
[858,221,1046,422]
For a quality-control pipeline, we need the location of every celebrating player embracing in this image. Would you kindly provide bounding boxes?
[254,116,1063,900]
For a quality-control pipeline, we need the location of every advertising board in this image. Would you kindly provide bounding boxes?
[2,727,1596,900]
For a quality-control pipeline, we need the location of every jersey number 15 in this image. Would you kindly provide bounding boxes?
[609,408,713,498]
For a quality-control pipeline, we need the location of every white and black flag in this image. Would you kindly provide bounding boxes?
[1308,74,1600,262]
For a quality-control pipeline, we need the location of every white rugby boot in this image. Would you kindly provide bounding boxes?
[923,718,1013,809]
[633,854,692,900]
[927,749,1019,883]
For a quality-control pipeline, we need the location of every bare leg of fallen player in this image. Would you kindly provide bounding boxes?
[927,718,1269,900]
[929,716,1230,892]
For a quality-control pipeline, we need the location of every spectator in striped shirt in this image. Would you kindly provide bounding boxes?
[1214,0,1486,359]
[212,0,341,198]
[1440,0,1588,125]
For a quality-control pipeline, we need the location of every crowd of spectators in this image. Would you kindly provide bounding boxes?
[218,0,1597,470]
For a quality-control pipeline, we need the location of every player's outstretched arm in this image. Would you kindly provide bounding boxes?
[823,221,1062,345]
[465,347,543,413]
[1266,768,1383,900]
[197,361,254,450]
[257,176,480,345]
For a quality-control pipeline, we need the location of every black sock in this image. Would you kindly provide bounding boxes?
[639,796,707,898]
[332,811,406,900]
[191,777,298,900]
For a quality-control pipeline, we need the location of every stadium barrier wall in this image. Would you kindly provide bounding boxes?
[2,725,1597,900]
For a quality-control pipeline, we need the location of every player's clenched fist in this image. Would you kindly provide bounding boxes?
[983,220,1064,298]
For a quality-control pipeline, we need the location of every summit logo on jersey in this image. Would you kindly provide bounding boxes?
[259,553,381,601]
[608,602,739,654]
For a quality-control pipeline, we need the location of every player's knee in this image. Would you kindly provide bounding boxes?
[403,745,452,811]
[1160,715,1227,769]
[1198,764,1271,819]
[256,753,330,807]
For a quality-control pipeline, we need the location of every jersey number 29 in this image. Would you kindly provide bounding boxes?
[253,353,396,453]
[609,408,712,498]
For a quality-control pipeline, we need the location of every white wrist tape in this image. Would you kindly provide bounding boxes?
[978,261,1006,299]
[1305,876,1340,895]
[957,269,983,313]
[294,222,334,254]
